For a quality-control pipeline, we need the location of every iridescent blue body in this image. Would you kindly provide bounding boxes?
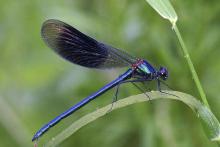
[32,19,168,141]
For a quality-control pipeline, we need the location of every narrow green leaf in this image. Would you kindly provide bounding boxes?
[145,0,178,25]
[44,91,220,146]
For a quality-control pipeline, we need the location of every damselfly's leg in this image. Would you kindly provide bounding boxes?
[131,82,150,100]
[158,79,174,91]
[107,83,121,113]
[114,78,151,101]
[157,80,179,98]
[157,79,161,91]
[107,78,151,113]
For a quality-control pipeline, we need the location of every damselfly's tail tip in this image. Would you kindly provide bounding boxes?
[32,136,37,142]
[32,132,40,142]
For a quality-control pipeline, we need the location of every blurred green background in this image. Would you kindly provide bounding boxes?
[0,0,220,146]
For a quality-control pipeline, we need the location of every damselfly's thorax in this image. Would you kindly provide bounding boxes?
[131,59,168,81]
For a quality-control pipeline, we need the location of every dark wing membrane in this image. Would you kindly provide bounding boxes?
[41,19,137,69]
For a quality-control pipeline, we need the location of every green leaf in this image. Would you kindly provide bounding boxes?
[145,0,178,25]
[44,91,220,147]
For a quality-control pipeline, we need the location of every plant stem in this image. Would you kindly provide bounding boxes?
[173,24,210,108]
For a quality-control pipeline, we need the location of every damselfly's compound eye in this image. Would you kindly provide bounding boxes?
[159,67,168,80]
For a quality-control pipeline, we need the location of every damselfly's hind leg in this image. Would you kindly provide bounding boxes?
[106,78,152,113]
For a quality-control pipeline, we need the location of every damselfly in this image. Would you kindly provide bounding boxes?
[32,19,168,141]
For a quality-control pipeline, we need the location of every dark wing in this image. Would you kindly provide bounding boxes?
[41,19,137,69]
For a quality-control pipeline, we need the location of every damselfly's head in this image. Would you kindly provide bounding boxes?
[158,67,168,80]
